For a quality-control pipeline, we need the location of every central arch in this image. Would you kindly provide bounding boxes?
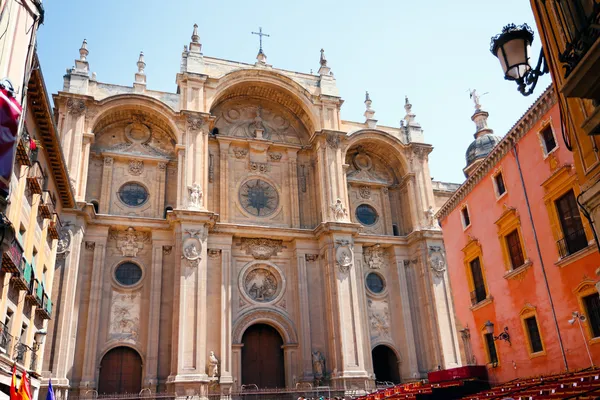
[372,345,401,384]
[241,324,285,388]
[98,346,142,394]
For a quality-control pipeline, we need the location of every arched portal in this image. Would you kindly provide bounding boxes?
[98,346,143,394]
[241,324,285,388]
[372,345,401,384]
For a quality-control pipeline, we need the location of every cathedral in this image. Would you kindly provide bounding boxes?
[42,25,462,399]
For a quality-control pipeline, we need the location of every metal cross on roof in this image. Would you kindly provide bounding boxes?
[252,27,270,52]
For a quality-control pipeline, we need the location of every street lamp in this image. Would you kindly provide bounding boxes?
[484,320,511,345]
[33,329,46,351]
[490,23,549,96]
[568,311,594,367]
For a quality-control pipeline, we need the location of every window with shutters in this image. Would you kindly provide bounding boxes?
[575,282,600,342]
[520,306,546,357]
[483,333,499,365]
[555,190,588,257]
[492,171,507,198]
[462,238,490,309]
[506,229,525,269]
[539,124,558,155]
[461,205,471,229]
[495,207,529,272]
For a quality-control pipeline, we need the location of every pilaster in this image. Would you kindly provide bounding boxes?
[314,132,349,223]
[78,133,94,202]
[99,157,113,214]
[157,162,167,215]
[218,139,231,222]
[288,149,300,228]
[295,250,313,380]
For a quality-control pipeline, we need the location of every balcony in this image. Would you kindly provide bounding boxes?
[48,213,61,240]
[9,259,28,291]
[15,134,33,167]
[470,284,488,306]
[37,291,52,320]
[38,190,55,219]
[0,322,12,354]
[557,227,589,258]
[1,239,23,274]
[26,162,45,195]
[26,278,41,307]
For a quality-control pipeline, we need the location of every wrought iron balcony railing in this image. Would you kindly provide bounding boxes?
[13,341,29,365]
[0,322,12,353]
[557,227,588,258]
[1,239,23,274]
[549,0,600,77]
[26,161,46,195]
[38,190,56,219]
[470,284,488,306]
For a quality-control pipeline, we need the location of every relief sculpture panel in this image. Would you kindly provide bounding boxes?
[109,292,141,342]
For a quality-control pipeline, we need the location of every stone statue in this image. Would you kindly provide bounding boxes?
[331,199,347,221]
[184,244,200,260]
[425,206,438,228]
[188,183,202,209]
[312,351,325,379]
[208,351,219,378]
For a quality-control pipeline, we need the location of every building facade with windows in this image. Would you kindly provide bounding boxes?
[41,28,462,399]
[437,86,600,384]
[0,54,74,400]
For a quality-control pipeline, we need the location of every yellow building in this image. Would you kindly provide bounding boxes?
[0,53,74,400]
[526,2,600,244]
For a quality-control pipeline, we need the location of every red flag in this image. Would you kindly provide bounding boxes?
[10,364,18,400]
[0,86,22,196]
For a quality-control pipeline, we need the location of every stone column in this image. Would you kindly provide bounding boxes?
[296,252,313,380]
[314,133,348,223]
[220,247,233,386]
[283,344,299,388]
[218,140,231,222]
[426,245,461,369]
[167,221,211,398]
[322,233,371,390]
[391,248,419,379]
[80,229,109,388]
[157,162,167,216]
[405,175,421,231]
[381,188,393,235]
[144,239,167,391]
[99,157,113,214]
[68,109,86,192]
[78,133,94,202]
[43,219,85,397]
[231,344,243,390]
[176,147,185,208]
[288,149,300,228]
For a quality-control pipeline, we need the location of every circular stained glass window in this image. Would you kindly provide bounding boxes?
[115,262,142,286]
[118,182,148,207]
[239,179,279,217]
[356,204,378,226]
[366,273,385,294]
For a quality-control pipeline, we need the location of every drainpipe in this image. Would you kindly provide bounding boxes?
[513,145,568,371]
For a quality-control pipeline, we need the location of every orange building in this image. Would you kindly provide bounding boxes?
[437,86,600,384]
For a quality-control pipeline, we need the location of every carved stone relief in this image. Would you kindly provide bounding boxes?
[305,254,319,262]
[109,227,150,257]
[208,153,214,183]
[163,246,173,255]
[359,185,371,199]
[187,116,204,131]
[268,152,282,161]
[66,98,86,115]
[128,160,143,176]
[208,249,222,258]
[298,164,307,193]
[331,199,348,222]
[241,238,283,260]
[243,266,279,303]
[428,246,447,278]
[233,147,248,159]
[368,299,391,339]
[326,132,339,149]
[182,236,202,268]
[56,228,72,254]
[85,241,95,251]
[249,161,270,173]
[346,149,394,186]
[364,244,386,269]
[187,183,203,210]
[109,292,141,342]
[335,239,353,273]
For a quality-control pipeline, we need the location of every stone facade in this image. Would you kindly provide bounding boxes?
[42,29,461,399]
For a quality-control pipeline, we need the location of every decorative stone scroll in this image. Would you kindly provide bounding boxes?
[163,246,173,255]
[85,241,95,251]
[208,249,222,258]
[335,239,353,273]
[305,254,319,262]
[268,152,282,161]
[66,98,86,115]
[233,147,248,159]
[249,161,270,173]
[241,238,283,260]
[187,116,204,131]
[326,132,339,149]
[428,246,447,278]
[109,227,150,257]
[364,244,386,269]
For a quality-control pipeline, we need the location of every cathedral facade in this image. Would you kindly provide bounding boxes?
[42,26,461,399]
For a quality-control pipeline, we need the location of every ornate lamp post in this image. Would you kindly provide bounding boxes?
[484,320,511,345]
[490,23,549,96]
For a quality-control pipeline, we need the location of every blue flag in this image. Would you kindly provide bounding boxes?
[46,379,55,400]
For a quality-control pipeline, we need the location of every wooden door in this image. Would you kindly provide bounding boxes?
[241,324,285,388]
[98,347,143,394]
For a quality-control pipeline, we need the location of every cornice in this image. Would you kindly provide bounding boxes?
[436,86,557,221]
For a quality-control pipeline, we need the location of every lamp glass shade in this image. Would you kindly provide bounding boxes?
[484,320,494,335]
[490,24,535,82]
[34,329,47,345]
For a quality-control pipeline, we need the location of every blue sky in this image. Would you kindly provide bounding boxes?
[37,0,550,184]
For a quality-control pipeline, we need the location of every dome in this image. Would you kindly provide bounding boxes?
[465,134,502,167]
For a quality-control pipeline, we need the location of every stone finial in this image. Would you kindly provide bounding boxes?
[318,48,331,76]
[137,52,146,74]
[256,49,267,65]
[191,23,200,43]
[320,49,327,67]
[404,96,416,124]
[79,39,89,61]
[364,91,377,128]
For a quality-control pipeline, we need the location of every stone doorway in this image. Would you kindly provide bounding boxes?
[98,346,143,394]
[372,345,400,384]
[241,324,285,388]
